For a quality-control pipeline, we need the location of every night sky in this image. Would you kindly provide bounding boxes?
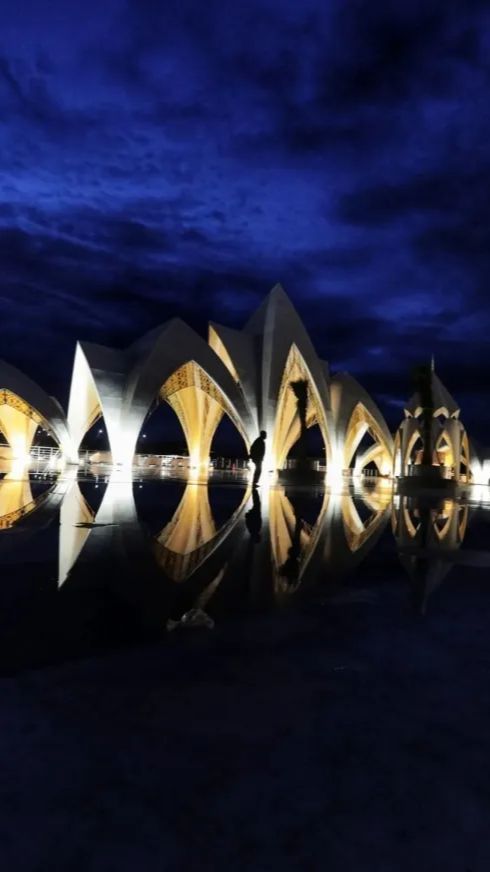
[1,0,490,439]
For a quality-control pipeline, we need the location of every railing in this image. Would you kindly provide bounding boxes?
[29,446,62,460]
[78,452,251,470]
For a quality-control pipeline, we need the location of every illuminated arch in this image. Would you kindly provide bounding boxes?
[393,429,402,477]
[0,360,74,462]
[67,342,126,464]
[330,373,394,480]
[343,402,392,476]
[459,430,471,481]
[435,428,456,469]
[210,285,333,473]
[157,360,250,470]
[403,428,424,472]
[272,344,331,470]
[67,320,256,469]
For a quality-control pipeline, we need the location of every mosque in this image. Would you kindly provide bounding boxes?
[0,285,488,486]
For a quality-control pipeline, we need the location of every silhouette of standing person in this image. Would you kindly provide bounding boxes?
[249,430,267,487]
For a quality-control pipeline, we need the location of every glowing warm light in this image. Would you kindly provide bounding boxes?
[470,459,490,486]
[326,446,344,489]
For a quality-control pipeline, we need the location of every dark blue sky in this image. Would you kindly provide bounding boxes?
[1,0,490,437]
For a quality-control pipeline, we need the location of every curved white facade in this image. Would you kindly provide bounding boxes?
[5,285,482,482]
[0,359,75,461]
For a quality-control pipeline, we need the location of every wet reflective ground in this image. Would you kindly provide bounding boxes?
[2,464,490,869]
[1,463,490,672]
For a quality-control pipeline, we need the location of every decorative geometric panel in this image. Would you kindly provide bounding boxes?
[0,390,44,425]
[159,361,247,443]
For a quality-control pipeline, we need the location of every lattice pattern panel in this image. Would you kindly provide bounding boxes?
[0,390,43,424]
[159,361,246,442]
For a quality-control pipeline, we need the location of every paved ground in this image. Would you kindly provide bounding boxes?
[2,567,490,872]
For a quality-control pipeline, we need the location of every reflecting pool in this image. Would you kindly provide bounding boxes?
[1,460,490,673]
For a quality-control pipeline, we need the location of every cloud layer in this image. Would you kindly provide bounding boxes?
[1,0,489,437]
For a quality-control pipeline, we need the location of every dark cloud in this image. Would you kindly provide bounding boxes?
[0,0,490,441]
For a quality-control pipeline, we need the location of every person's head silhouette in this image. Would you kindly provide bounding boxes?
[260,430,267,440]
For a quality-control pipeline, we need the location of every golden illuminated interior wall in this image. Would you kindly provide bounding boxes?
[402,427,424,471]
[154,483,216,581]
[160,361,248,469]
[0,390,43,459]
[272,344,330,470]
[435,430,455,468]
[208,326,240,383]
[343,403,392,476]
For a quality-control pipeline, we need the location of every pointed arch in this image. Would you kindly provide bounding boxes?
[343,402,393,476]
[67,342,126,464]
[119,320,256,469]
[330,373,393,480]
[0,361,74,461]
[158,360,250,469]
[403,428,424,472]
[272,343,331,470]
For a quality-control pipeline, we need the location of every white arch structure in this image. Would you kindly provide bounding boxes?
[329,372,394,484]
[394,367,473,483]
[10,286,484,484]
[0,360,75,463]
[209,285,333,473]
[67,319,256,470]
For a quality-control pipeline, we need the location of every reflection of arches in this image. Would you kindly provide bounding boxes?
[322,492,390,579]
[153,483,249,582]
[0,360,74,462]
[393,496,469,613]
[341,495,387,552]
[269,487,329,593]
[0,466,35,528]
[272,344,331,470]
[58,480,95,585]
[458,505,469,541]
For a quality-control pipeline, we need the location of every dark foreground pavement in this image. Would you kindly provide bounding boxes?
[1,576,490,872]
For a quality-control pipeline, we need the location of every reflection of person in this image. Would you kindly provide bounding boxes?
[245,488,262,542]
[279,516,303,586]
[249,431,267,487]
[279,545,301,586]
